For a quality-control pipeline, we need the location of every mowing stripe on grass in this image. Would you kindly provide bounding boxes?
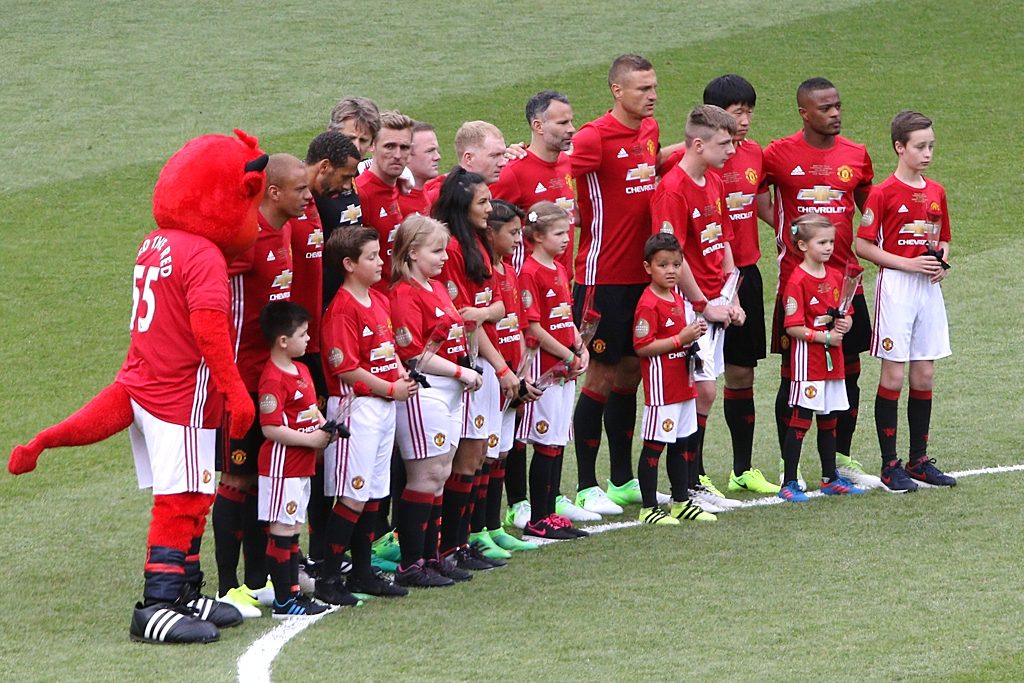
[236,462,1023,682]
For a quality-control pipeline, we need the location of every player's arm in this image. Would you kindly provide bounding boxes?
[476,329,520,397]
[459,299,505,324]
[657,141,685,171]
[634,323,705,358]
[756,191,774,228]
[855,237,942,277]
[527,321,576,369]
[785,324,845,347]
[338,368,416,401]
[262,423,331,449]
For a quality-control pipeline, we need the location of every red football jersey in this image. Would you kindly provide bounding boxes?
[485,262,525,370]
[397,185,430,218]
[651,164,733,298]
[441,235,495,312]
[321,287,400,396]
[783,265,845,381]
[633,287,696,406]
[257,360,319,477]
[389,279,467,365]
[288,198,323,353]
[117,229,230,428]
[572,112,660,285]
[491,150,576,275]
[229,212,293,392]
[763,132,873,289]
[519,257,575,374]
[355,169,403,291]
[421,174,446,215]
[857,175,951,259]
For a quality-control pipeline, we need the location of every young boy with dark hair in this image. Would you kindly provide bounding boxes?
[256,301,335,617]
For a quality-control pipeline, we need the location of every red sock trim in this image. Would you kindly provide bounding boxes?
[580,387,608,403]
[817,417,838,431]
[724,387,754,400]
[696,413,708,429]
[216,483,246,503]
[363,500,381,514]
[909,388,932,401]
[331,501,361,523]
[845,359,861,375]
[444,474,474,494]
[877,386,901,401]
[642,440,666,453]
[401,488,435,505]
[534,444,561,458]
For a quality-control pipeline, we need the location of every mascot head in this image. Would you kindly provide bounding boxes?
[152,129,268,259]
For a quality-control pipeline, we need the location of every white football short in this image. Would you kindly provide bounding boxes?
[488,405,517,458]
[258,475,311,525]
[129,399,216,495]
[396,374,463,460]
[871,269,951,362]
[789,379,849,414]
[324,395,395,500]
[640,399,698,444]
[517,378,575,446]
[463,358,498,440]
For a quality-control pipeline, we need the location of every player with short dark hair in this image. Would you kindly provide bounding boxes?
[760,77,878,490]
[856,110,955,491]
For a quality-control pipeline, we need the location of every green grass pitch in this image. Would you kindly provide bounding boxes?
[1,1,1022,680]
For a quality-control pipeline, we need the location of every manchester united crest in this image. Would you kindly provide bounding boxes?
[745,167,758,185]
[593,339,606,354]
[488,434,499,448]
[202,470,212,484]
[882,337,894,351]
[804,386,818,399]
[434,433,446,447]
[662,419,675,433]
[231,449,247,465]
[286,501,298,515]
[474,415,485,429]
[536,420,549,435]
[352,476,365,490]
[837,165,854,183]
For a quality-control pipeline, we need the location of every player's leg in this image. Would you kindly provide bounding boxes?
[904,359,955,486]
[571,284,611,495]
[779,400,813,503]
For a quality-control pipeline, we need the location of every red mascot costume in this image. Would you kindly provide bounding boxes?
[9,129,267,644]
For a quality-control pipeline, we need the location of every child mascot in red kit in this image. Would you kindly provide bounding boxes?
[8,129,268,644]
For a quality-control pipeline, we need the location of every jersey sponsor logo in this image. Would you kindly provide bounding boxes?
[448,323,465,341]
[328,347,344,368]
[395,327,412,348]
[341,204,362,223]
[785,296,798,316]
[272,269,293,290]
[700,222,723,243]
[446,281,458,301]
[362,325,373,337]
[899,220,930,237]
[860,208,875,227]
[660,220,674,234]
[474,289,493,306]
[837,165,854,183]
[634,318,650,338]
[370,341,396,361]
[259,394,278,414]
[387,226,399,246]
[661,418,675,433]
[882,337,894,351]
[286,501,298,515]
[797,186,845,204]
[434,433,446,447]
[231,449,247,465]
[306,228,323,247]
[745,167,759,185]
[549,303,573,320]
[351,476,365,490]
[813,314,833,327]
[555,196,575,213]
[534,182,547,194]
[791,165,805,176]
[536,420,549,435]
[298,406,319,423]
[616,147,628,159]
[497,313,519,332]
[726,191,754,211]
[804,386,817,399]
[625,163,656,182]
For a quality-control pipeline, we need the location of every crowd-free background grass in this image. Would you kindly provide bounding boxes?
[1,1,1021,680]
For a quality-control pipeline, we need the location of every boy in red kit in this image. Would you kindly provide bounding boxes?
[214,154,306,614]
[856,111,955,491]
[761,77,878,489]
[651,104,745,511]
[633,233,713,523]
[355,110,414,289]
[256,302,335,617]
[779,215,866,502]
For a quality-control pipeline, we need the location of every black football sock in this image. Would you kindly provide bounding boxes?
[485,459,506,530]
[637,440,665,508]
[875,385,900,463]
[266,534,294,604]
[212,483,244,596]
[605,386,638,486]
[836,359,861,456]
[324,500,360,576]
[665,438,688,502]
[349,500,379,578]
[439,473,473,556]
[504,438,528,505]
[529,444,559,522]
[908,388,933,460]
[306,459,328,562]
[694,413,708,477]
[423,496,443,561]
[783,407,813,484]
[684,432,700,490]
[549,448,565,513]
[396,488,433,569]
[817,413,838,481]
[241,487,269,590]
[724,386,755,474]
[573,389,606,490]
[775,376,792,455]
[470,462,492,534]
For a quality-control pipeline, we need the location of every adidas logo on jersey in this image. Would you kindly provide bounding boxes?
[898,204,909,213]
[692,208,701,219]
[534,182,546,194]
[545,288,556,298]
[267,251,276,262]
[379,207,388,218]
[617,148,628,158]
[791,166,806,176]
[434,307,445,317]
[666,318,676,327]
[810,296,819,305]
[362,326,373,337]
[297,212,308,221]
[293,390,303,400]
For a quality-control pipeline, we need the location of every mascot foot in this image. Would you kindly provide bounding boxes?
[8,441,42,475]
[181,588,243,628]
[129,602,220,644]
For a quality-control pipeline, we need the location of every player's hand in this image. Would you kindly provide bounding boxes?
[829,330,845,346]
[834,317,852,334]
[308,429,333,449]
[390,379,418,401]
[227,390,255,440]
[460,367,483,391]
[729,305,746,327]
[570,347,590,379]
[522,381,543,402]
[504,142,528,160]
[679,320,706,346]
[458,306,489,323]
[909,254,943,277]
[703,304,731,324]
[930,265,948,284]
[498,369,519,400]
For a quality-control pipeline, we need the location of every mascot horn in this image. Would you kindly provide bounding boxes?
[9,129,267,644]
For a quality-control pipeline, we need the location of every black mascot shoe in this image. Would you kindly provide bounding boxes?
[130,602,220,644]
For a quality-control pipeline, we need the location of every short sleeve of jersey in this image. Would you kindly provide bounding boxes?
[782,276,806,330]
[632,300,658,349]
[389,283,426,361]
[490,165,522,205]
[857,185,885,243]
[257,365,288,428]
[858,148,875,191]
[227,244,255,276]
[328,301,363,376]
[518,269,541,324]
[650,182,688,246]
[182,242,230,314]
[569,124,602,177]
[441,243,472,310]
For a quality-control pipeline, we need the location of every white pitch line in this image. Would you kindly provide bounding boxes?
[236,462,1023,681]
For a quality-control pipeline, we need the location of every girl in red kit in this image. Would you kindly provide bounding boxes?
[389,214,483,587]
[432,169,521,570]
[779,214,866,502]
[518,201,590,540]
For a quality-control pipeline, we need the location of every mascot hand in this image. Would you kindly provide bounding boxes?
[190,308,254,440]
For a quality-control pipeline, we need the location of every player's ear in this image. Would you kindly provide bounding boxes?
[643,260,652,275]
[342,256,356,274]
